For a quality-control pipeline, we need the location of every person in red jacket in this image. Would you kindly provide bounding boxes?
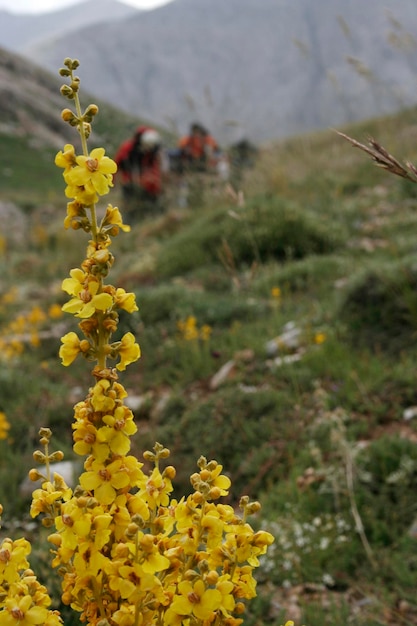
[114,126,165,218]
[177,123,219,172]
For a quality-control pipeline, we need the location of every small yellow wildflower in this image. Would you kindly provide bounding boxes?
[55,144,76,172]
[314,332,326,344]
[200,324,212,341]
[116,332,141,371]
[271,286,281,299]
[66,148,117,197]
[170,579,222,621]
[80,458,131,506]
[48,304,63,319]
[0,411,10,440]
[103,204,131,233]
[59,332,81,366]
[114,288,138,313]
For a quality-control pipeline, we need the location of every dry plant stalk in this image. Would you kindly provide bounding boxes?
[336,130,417,183]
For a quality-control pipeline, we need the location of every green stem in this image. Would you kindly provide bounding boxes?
[96,311,108,370]
[72,77,88,158]
[91,578,107,620]
[71,70,99,240]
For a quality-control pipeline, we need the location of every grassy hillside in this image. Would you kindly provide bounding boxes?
[1,101,417,626]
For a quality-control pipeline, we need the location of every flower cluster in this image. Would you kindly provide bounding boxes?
[0,509,62,626]
[0,58,275,626]
[0,302,58,362]
[177,316,212,342]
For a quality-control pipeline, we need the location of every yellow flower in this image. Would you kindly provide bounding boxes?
[271,286,281,299]
[80,457,140,505]
[59,332,81,366]
[137,532,170,574]
[3,594,49,626]
[64,181,98,205]
[0,538,31,584]
[55,144,76,172]
[170,579,222,621]
[137,466,173,509]
[90,379,116,413]
[48,303,63,319]
[114,288,138,313]
[61,267,86,296]
[27,306,46,325]
[63,289,113,318]
[67,148,117,197]
[80,462,127,506]
[314,331,326,344]
[201,513,224,549]
[55,501,92,552]
[0,411,10,440]
[200,324,212,341]
[177,316,199,341]
[103,204,131,233]
[216,577,235,614]
[64,200,86,230]
[61,270,113,318]
[205,462,231,497]
[116,332,141,371]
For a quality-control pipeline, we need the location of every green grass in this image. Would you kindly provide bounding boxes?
[2,103,417,625]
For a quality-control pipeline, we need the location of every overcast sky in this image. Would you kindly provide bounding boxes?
[0,0,173,12]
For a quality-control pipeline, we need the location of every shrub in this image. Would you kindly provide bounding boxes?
[156,196,345,278]
[339,256,417,352]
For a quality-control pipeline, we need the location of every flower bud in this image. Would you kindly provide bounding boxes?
[163,466,176,480]
[235,602,246,615]
[39,427,52,439]
[61,108,76,122]
[208,486,221,500]
[33,450,46,463]
[42,518,55,528]
[246,501,261,515]
[47,534,62,547]
[60,85,74,98]
[28,468,43,482]
[205,570,219,585]
[85,104,99,116]
[49,451,64,462]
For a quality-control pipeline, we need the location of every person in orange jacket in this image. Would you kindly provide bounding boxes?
[114,126,165,217]
[177,122,219,172]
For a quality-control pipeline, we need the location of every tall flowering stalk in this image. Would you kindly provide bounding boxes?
[0,59,274,626]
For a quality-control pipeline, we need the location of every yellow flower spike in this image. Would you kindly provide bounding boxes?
[45,57,277,626]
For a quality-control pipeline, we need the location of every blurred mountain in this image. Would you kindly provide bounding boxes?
[0,45,155,153]
[3,0,417,144]
[0,0,138,53]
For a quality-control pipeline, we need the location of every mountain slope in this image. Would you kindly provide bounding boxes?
[21,0,417,144]
[0,46,162,204]
[0,0,138,53]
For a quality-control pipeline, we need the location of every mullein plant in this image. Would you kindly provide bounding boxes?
[0,58,275,626]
